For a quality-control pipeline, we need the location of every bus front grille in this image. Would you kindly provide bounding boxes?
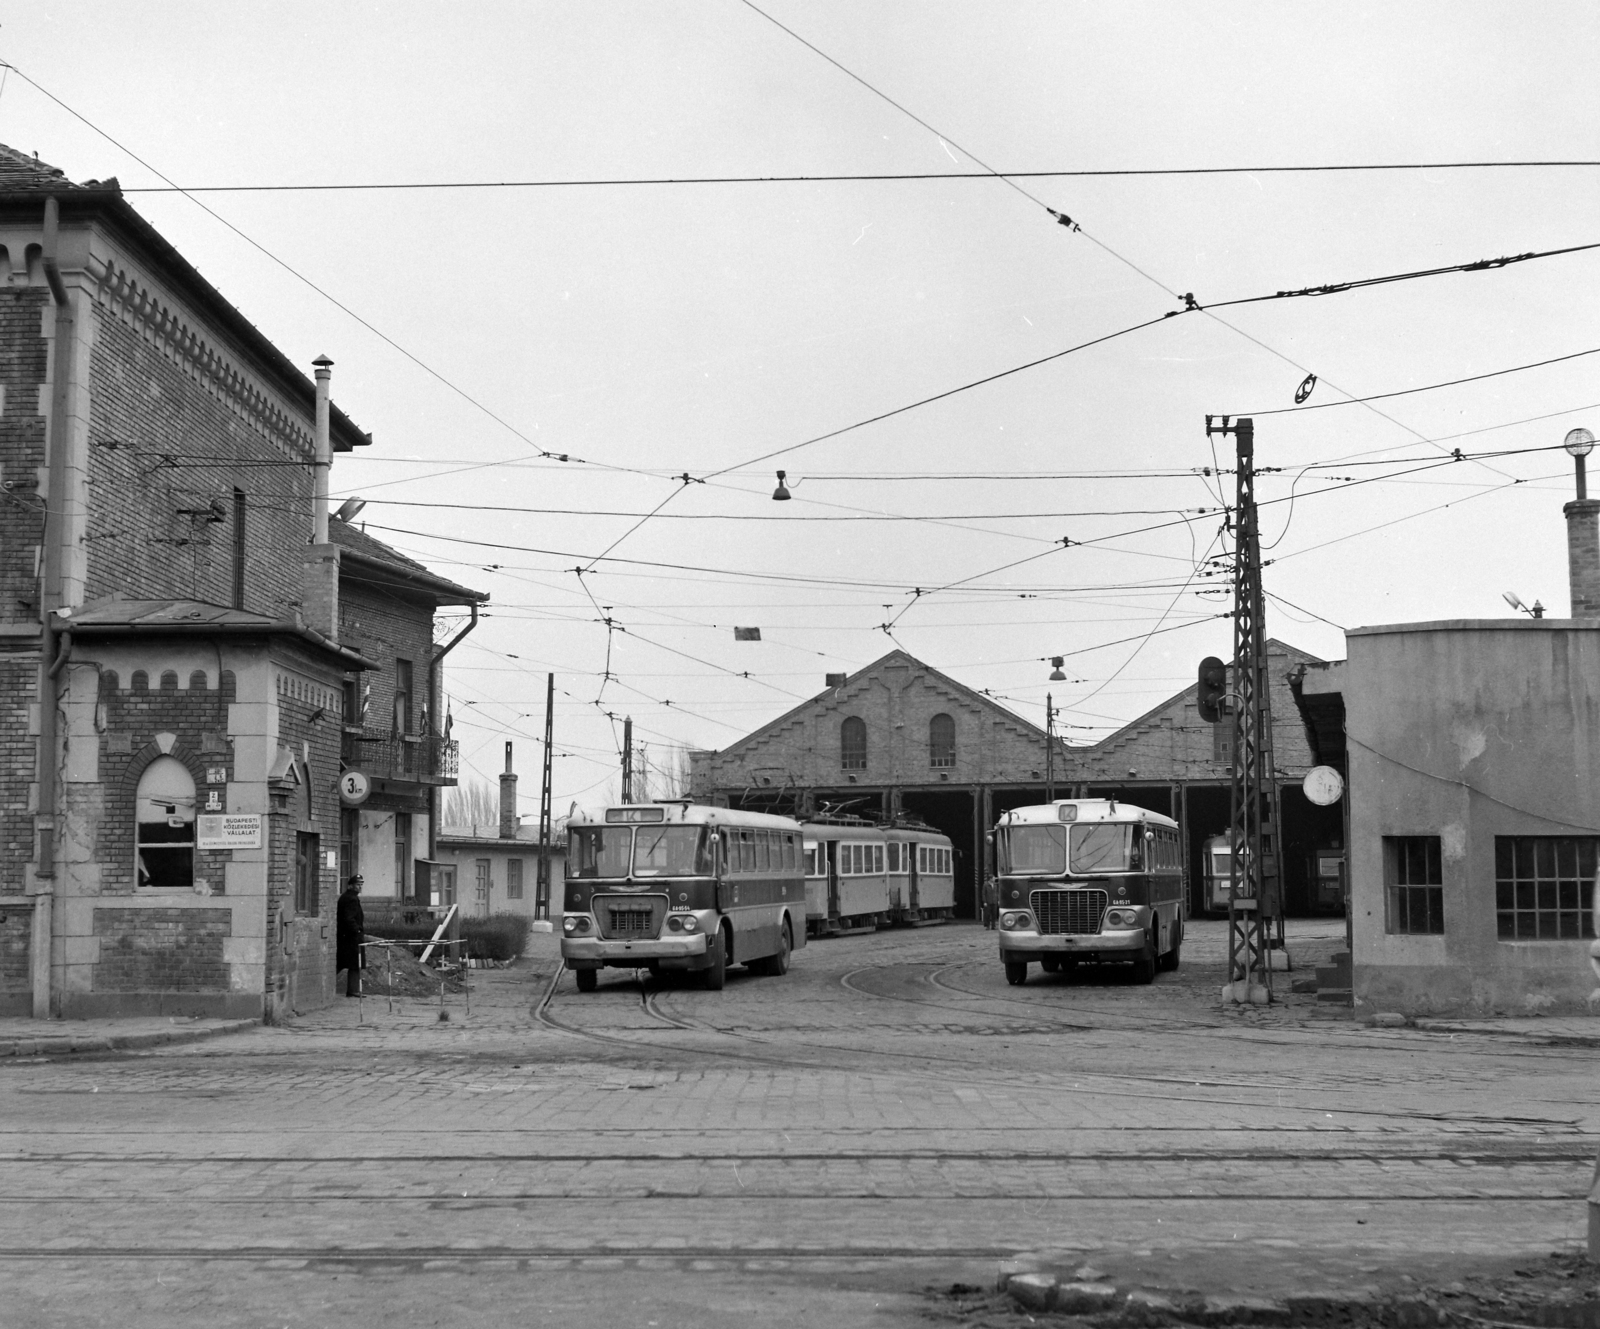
[1030,889,1108,935]
[593,895,668,940]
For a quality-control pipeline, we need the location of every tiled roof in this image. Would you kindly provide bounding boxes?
[0,143,81,192]
[331,518,487,605]
[330,518,431,574]
[69,597,279,628]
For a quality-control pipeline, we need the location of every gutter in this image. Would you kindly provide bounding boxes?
[426,604,479,864]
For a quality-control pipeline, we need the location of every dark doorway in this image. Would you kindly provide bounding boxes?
[899,789,978,918]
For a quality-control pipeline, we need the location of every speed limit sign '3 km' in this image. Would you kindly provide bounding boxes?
[339,770,371,806]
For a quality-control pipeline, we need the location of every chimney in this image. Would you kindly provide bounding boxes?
[499,741,518,839]
[300,355,340,640]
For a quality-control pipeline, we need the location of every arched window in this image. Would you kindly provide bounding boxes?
[135,756,196,888]
[840,716,867,771]
[929,713,956,768]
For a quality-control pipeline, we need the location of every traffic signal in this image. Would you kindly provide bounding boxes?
[1197,656,1227,724]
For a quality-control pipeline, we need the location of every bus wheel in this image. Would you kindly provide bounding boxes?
[1130,932,1157,985]
[1004,961,1028,987]
[575,968,597,993]
[1157,920,1183,972]
[769,919,792,976]
[702,929,727,991]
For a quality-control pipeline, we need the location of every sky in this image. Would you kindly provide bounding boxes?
[4,2,1598,817]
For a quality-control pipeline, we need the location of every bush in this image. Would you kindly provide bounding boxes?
[461,913,531,962]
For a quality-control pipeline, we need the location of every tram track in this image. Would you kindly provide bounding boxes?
[534,960,1590,1131]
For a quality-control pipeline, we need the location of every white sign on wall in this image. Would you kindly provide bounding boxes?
[197,814,262,850]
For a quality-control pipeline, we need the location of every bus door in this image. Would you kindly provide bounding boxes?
[826,840,840,921]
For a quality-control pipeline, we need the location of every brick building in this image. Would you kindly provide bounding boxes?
[690,645,1340,919]
[0,145,481,1020]
[331,518,485,908]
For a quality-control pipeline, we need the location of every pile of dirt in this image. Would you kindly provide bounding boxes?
[359,939,467,997]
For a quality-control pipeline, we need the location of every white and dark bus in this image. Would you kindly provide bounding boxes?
[562,803,807,991]
[993,799,1185,986]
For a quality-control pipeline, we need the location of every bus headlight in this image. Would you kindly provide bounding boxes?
[680,915,699,932]
[666,915,699,933]
[1103,907,1139,928]
[563,916,591,935]
[1000,911,1032,931]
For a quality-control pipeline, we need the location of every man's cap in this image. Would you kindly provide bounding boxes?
[347,874,364,885]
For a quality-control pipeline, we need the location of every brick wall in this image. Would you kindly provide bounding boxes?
[96,666,236,893]
[92,906,230,992]
[0,906,29,993]
[338,579,438,734]
[0,287,49,617]
[0,655,35,896]
[84,301,317,616]
[0,287,51,902]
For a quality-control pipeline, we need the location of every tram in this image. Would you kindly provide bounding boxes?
[1202,834,1235,913]
[798,817,955,936]
[992,798,1184,985]
[562,802,806,991]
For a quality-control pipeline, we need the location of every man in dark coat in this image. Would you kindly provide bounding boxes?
[336,874,365,997]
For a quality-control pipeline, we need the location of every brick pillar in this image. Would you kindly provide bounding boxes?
[1564,500,1600,617]
[299,544,341,641]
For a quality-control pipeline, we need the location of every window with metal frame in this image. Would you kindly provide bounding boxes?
[135,757,197,888]
[507,858,524,900]
[1384,836,1443,934]
[840,717,867,771]
[1495,836,1597,940]
[928,713,955,768]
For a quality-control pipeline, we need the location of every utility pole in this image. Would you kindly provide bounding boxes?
[621,716,633,803]
[535,673,554,920]
[1205,415,1284,1004]
[1044,693,1056,802]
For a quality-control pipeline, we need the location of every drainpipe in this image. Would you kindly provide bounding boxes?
[426,603,479,872]
[34,195,75,1018]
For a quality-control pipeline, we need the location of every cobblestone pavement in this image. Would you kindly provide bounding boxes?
[1,919,1595,1327]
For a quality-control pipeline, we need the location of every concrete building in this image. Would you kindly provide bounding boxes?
[1298,621,1600,1016]
[436,743,564,920]
[1290,435,1600,1017]
[691,644,1339,919]
[0,146,481,1020]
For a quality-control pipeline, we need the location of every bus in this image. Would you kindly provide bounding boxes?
[992,799,1184,986]
[562,803,807,991]
[799,818,956,936]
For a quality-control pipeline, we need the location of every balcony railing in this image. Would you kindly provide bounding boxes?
[342,731,460,785]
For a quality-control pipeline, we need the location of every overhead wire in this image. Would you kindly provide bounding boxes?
[113,160,1600,193]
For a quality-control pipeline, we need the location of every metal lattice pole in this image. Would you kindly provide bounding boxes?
[1208,415,1282,1004]
[536,672,554,921]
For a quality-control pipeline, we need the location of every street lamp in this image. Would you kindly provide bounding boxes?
[1565,427,1594,501]
[771,470,793,501]
[1048,656,1066,681]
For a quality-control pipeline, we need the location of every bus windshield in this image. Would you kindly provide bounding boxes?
[568,826,633,878]
[1000,825,1067,874]
[1000,823,1147,875]
[633,825,710,877]
[1070,824,1137,874]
